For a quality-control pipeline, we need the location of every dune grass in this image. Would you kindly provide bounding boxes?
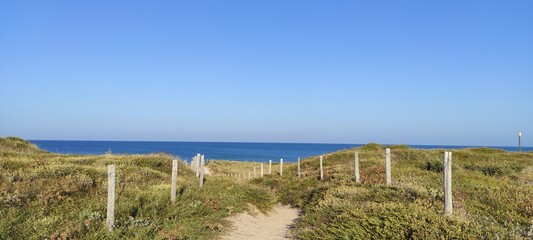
[0,137,275,239]
[2,137,532,239]
[244,145,533,239]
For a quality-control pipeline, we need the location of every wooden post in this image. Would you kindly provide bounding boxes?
[444,151,453,215]
[260,163,264,177]
[320,155,324,180]
[385,148,391,185]
[196,153,201,177]
[248,170,251,179]
[269,160,272,174]
[199,155,205,187]
[254,167,256,177]
[280,158,283,176]
[171,160,178,202]
[297,157,301,178]
[106,165,115,231]
[354,151,360,183]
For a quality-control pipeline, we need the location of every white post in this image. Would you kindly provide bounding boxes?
[254,167,256,177]
[444,151,453,215]
[106,165,115,231]
[297,157,301,178]
[320,155,324,180]
[354,151,360,183]
[199,155,205,187]
[269,160,272,174]
[260,163,264,177]
[171,160,178,202]
[280,158,283,176]
[385,148,391,185]
[196,153,201,177]
[248,170,251,179]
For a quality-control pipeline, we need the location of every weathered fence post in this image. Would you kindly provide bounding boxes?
[254,167,256,177]
[199,155,205,187]
[171,160,178,202]
[444,151,453,215]
[354,151,360,183]
[106,165,115,231]
[248,170,251,179]
[260,163,264,177]
[280,158,283,176]
[385,148,391,185]
[269,160,272,174]
[297,157,301,178]
[319,155,324,180]
[196,153,201,177]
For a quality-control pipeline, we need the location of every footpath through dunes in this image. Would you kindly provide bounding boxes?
[221,205,299,240]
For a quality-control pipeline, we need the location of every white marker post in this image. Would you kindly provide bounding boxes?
[106,165,116,231]
[280,158,283,176]
[385,148,391,185]
[196,153,201,177]
[354,151,360,183]
[320,155,324,180]
[171,160,178,202]
[297,157,301,178]
[269,160,272,174]
[518,131,522,152]
[260,163,264,177]
[254,167,256,178]
[443,151,453,215]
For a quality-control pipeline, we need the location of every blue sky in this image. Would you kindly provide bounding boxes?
[1,1,532,146]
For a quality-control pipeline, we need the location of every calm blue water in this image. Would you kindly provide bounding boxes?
[30,140,531,162]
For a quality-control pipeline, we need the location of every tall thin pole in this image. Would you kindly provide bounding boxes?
[519,131,522,152]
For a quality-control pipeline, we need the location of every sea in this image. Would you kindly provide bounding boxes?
[29,140,530,162]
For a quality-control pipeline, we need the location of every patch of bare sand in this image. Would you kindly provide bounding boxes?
[221,205,299,240]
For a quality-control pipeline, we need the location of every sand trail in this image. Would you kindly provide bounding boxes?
[221,205,299,240]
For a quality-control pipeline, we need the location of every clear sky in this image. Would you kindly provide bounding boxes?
[1,1,532,146]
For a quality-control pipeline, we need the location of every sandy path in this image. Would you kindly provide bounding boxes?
[221,205,299,240]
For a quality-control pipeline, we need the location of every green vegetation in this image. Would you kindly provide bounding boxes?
[245,144,533,239]
[0,137,275,239]
[1,137,532,239]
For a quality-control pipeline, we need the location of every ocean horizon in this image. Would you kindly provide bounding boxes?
[29,140,531,162]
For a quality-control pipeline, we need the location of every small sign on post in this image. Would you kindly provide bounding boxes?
[354,151,360,183]
[385,148,391,185]
[171,160,178,202]
[106,165,116,231]
[320,155,324,180]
